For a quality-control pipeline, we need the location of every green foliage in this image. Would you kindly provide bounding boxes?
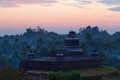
[48,71,57,80]
[48,71,82,80]
[0,67,27,80]
[85,32,93,41]
[49,66,120,80]
[69,71,81,80]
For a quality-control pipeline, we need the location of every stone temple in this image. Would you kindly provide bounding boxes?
[19,31,102,80]
[19,31,102,72]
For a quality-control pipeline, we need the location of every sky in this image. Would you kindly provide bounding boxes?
[0,0,120,35]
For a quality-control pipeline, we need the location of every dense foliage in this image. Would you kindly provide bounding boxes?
[0,26,120,70]
[0,67,26,80]
[48,71,82,80]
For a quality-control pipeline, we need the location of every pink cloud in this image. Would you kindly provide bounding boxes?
[0,0,57,7]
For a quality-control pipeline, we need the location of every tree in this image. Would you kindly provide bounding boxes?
[91,26,99,34]
[21,42,30,59]
[85,32,93,41]
[26,27,34,34]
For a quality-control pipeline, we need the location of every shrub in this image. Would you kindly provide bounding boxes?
[0,67,27,80]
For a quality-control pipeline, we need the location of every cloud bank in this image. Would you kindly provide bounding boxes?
[75,0,92,4]
[0,0,57,7]
[98,0,120,12]
[109,7,120,12]
[0,0,93,7]
[98,0,120,5]
[1,0,120,12]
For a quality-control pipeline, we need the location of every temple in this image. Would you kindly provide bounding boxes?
[19,31,102,72]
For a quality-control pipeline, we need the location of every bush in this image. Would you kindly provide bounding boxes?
[48,71,82,80]
[0,67,27,80]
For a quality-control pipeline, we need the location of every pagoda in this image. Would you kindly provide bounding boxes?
[19,31,102,71]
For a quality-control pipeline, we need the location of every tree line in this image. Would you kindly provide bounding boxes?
[0,26,120,69]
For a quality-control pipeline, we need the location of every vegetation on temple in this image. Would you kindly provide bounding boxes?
[0,26,120,70]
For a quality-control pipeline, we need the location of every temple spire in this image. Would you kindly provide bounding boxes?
[68,31,76,38]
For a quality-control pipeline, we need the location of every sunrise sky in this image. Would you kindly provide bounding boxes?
[0,0,120,35]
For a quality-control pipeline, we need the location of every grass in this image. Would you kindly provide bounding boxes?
[79,66,118,77]
[76,66,120,80]
[27,66,120,80]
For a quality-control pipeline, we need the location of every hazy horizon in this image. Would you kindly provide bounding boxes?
[0,26,120,36]
[0,0,120,36]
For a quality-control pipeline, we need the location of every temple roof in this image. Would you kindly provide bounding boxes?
[65,37,79,40]
[26,56,99,62]
[66,48,83,52]
[68,31,76,38]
